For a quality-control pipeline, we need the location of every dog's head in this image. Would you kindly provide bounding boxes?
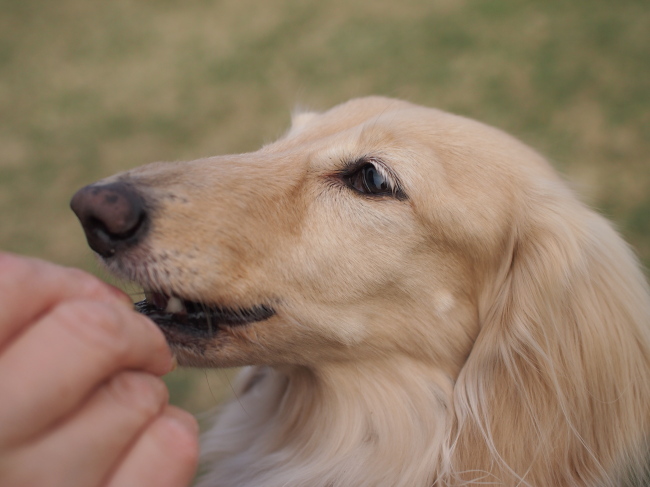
[72,97,650,483]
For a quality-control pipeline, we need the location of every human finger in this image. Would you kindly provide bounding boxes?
[0,252,132,348]
[105,405,199,487]
[0,298,172,447]
[0,372,168,487]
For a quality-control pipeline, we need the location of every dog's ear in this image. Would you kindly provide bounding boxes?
[287,109,320,136]
[450,188,650,485]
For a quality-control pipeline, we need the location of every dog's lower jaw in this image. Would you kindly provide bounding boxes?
[196,358,455,487]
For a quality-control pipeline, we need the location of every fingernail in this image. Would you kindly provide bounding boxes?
[169,354,178,373]
[164,407,199,437]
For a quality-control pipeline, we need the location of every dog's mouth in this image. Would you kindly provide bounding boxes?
[135,290,275,336]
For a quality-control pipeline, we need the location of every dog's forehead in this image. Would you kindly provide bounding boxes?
[281,98,491,162]
[293,99,556,187]
[273,102,438,169]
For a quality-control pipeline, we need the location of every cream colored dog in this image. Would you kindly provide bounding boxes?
[71,97,650,486]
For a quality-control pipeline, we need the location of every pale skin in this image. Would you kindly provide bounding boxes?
[0,252,199,486]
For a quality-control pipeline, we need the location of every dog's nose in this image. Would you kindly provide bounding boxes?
[70,182,148,258]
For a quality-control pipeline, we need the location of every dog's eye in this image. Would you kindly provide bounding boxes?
[340,158,407,200]
[346,163,392,196]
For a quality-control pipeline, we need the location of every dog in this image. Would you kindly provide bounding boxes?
[71,97,650,486]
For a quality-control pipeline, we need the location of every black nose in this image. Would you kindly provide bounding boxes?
[70,182,148,258]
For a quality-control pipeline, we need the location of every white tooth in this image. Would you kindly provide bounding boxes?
[144,290,154,302]
[165,296,185,314]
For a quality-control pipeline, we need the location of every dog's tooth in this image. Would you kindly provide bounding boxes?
[144,290,154,302]
[166,296,185,314]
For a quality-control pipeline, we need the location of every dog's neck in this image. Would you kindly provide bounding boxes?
[198,358,455,487]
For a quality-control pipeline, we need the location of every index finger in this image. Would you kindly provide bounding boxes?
[0,298,173,447]
[0,252,132,347]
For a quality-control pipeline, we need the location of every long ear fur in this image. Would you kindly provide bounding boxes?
[448,180,650,486]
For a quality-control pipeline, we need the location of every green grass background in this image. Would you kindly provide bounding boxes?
[1,0,649,414]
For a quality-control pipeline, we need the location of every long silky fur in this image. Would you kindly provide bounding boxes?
[446,180,650,486]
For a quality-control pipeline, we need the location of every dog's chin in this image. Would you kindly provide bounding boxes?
[134,291,275,364]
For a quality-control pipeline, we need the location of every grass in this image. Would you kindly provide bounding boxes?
[1,0,649,412]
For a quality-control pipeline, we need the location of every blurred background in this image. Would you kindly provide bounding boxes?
[1,0,648,416]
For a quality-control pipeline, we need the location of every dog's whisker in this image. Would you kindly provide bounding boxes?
[203,369,219,406]
[201,302,213,336]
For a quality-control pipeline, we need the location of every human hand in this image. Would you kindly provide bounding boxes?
[0,252,199,486]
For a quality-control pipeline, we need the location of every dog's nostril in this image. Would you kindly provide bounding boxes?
[70,182,149,258]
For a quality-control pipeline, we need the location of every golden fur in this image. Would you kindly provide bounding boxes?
[100,97,650,486]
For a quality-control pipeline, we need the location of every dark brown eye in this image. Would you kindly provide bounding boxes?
[346,163,392,195]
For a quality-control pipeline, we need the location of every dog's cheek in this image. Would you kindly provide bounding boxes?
[280,208,419,303]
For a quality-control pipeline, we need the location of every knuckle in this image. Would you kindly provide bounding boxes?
[104,371,168,419]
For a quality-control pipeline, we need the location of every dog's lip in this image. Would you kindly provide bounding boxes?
[135,291,275,336]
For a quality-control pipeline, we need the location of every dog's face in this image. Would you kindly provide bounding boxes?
[71,97,554,371]
[71,97,650,486]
